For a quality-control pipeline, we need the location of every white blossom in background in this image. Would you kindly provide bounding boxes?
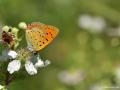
[25,61,37,75]
[78,14,106,33]
[7,60,21,74]
[107,26,120,36]
[92,17,106,31]
[8,50,18,59]
[115,66,120,84]
[58,70,85,85]
[78,15,92,29]
[90,85,105,90]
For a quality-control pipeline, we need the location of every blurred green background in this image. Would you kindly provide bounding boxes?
[1,0,120,90]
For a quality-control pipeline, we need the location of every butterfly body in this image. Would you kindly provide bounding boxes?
[26,23,59,52]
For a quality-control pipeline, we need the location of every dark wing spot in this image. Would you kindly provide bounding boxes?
[43,42,45,44]
[46,33,49,35]
[51,34,53,38]
[40,35,44,38]
[46,38,48,41]
[49,32,53,38]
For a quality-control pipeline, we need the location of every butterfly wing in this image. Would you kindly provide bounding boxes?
[26,23,59,51]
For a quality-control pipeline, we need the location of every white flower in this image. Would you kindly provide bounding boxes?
[35,55,51,68]
[8,50,18,59]
[7,60,37,75]
[0,85,4,90]
[25,61,37,75]
[7,52,50,75]
[7,60,21,74]
[18,22,27,29]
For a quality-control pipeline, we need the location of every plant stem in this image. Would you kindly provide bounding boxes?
[5,71,12,89]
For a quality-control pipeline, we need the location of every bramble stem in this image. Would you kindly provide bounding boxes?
[5,71,13,89]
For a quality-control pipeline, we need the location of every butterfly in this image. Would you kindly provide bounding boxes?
[25,22,59,52]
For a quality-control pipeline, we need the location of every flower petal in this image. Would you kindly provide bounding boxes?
[35,59,44,68]
[8,50,18,59]
[0,85,4,90]
[44,60,51,67]
[25,61,37,75]
[7,60,21,74]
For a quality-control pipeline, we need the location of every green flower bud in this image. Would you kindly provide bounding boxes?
[18,22,27,29]
[2,26,9,32]
[12,27,19,34]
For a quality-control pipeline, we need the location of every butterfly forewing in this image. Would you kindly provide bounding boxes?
[26,23,59,51]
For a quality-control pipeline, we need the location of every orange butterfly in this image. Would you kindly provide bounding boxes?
[26,22,59,52]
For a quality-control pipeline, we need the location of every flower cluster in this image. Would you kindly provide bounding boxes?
[7,49,50,75]
[0,22,51,89]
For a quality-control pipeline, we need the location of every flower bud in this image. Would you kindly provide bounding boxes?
[12,27,19,34]
[2,26,9,32]
[18,22,27,29]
